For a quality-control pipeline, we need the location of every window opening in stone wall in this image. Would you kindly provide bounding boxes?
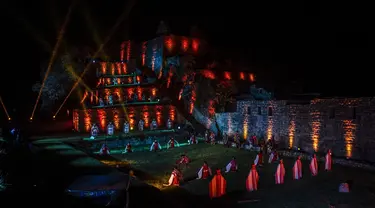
[351,107,356,119]
[329,108,335,119]
[247,107,251,114]
[268,107,273,116]
[257,107,261,115]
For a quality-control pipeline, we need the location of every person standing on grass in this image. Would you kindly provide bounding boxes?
[209,169,226,198]
[275,159,285,184]
[325,149,332,171]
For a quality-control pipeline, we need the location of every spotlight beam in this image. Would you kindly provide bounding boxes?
[53,0,137,117]
[0,96,10,119]
[30,3,74,119]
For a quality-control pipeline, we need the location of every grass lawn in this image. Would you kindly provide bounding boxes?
[96,144,375,208]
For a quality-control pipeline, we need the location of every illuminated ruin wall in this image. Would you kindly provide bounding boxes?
[213,98,375,162]
[73,105,184,133]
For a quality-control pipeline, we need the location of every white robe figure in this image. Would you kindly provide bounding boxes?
[166,118,173,129]
[107,122,114,136]
[99,144,110,155]
[268,152,276,163]
[310,155,318,176]
[197,163,212,179]
[292,156,303,180]
[167,138,179,149]
[150,119,157,130]
[90,124,99,139]
[325,149,332,171]
[225,159,238,173]
[275,160,285,184]
[189,135,198,144]
[150,141,162,151]
[254,153,263,166]
[123,122,130,134]
[138,119,144,131]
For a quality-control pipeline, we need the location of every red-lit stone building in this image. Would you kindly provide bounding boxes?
[73,23,256,133]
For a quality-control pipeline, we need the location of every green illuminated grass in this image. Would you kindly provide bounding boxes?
[102,144,375,207]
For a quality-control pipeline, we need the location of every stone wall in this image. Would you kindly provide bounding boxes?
[198,98,375,162]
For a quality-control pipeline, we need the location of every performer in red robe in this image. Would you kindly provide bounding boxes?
[124,143,132,153]
[325,149,332,171]
[197,161,212,179]
[150,140,162,151]
[309,154,318,176]
[99,143,110,155]
[275,159,285,184]
[292,156,302,180]
[225,157,238,173]
[254,151,263,166]
[177,154,190,166]
[209,169,226,198]
[246,164,259,191]
[251,135,257,146]
[268,150,279,163]
[165,167,182,186]
[167,137,179,149]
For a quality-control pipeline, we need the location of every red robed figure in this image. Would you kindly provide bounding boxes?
[309,154,318,176]
[125,143,132,153]
[292,156,302,180]
[197,162,212,179]
[209,169,226,198]
[325,149,332,171]
[275,159,285,184]
[246,164,259,191]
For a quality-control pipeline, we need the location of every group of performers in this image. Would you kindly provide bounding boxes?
[163,149,335,198]
[99,134,198,155]
[90,117,174,139]
[251,149,333,187]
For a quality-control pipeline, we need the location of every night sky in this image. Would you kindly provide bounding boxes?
[2,0,372,121]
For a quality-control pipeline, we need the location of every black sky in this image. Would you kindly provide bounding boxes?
[1,0,373,119]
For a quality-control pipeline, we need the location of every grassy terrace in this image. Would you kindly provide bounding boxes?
[92,143,375,208]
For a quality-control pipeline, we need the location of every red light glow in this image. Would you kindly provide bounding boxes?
[127,88,134,99]
[143,106,149,128]
[165,37,174,51]
[97,109,107,131]
[169,106,176,121]
[116,63,121,74]
[142,42,146,66]
[156,106,162,126]
[240,72,245,80]
[224,72,231,80]
[111,63,115,75]
[192,39,199,52]
[201,70,215,79]
[249,73,255,82]
[120,42,125,61]
[182,38,189,51]
[84,110,91,132]
[101,62,106,74]
[113,110,120,130]
[126,41,131,61]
